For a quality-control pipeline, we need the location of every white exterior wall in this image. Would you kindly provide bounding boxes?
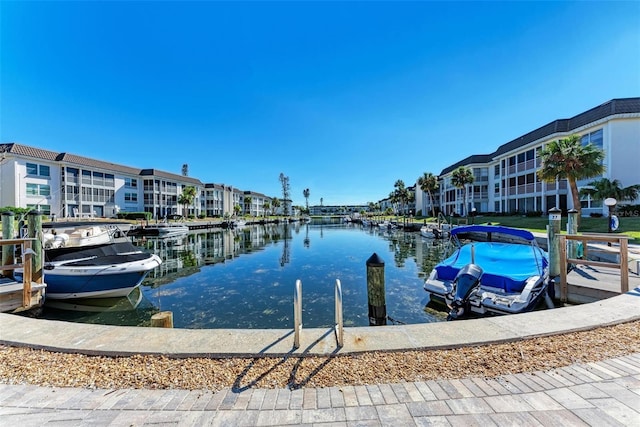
[608,118,640,203]
[0,158,18,207]
[17,157,61,215]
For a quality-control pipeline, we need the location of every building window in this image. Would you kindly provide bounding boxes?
[26,183,38,195]
[26,163,50,177]
[581,128,604,149]
[26,163,38,175]
[125,193,138,202]
[125,177,138,188]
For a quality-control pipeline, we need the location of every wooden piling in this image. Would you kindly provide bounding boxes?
[151,311,174,328]
[567,208,579,260]
[366,253,386,326]
[2,212,15,278]
[27,211,43,285]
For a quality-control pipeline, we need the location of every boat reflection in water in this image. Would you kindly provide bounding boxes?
[40,287,157,326]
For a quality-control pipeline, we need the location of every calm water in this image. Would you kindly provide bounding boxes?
[37,222,451,329]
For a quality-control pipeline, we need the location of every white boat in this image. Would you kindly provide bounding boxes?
[127,223,189,237]
[424,225,552,320]
[43,225,115,249]
[420,224,451,239]
[41,241,162,299]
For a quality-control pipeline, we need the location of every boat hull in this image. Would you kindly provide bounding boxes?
[44,254,162,299]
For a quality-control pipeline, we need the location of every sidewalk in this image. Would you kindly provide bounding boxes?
[1,352,639,426]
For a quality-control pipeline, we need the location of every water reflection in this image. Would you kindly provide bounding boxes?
[40,223,450,329]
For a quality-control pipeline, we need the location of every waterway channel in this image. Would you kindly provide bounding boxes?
[37,222,451,329]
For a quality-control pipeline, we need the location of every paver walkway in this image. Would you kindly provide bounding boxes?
[2,352,639,426]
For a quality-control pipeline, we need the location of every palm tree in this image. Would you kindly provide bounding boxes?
[262,201,270,217]
[179,185,197,218]
[538,134,605,219]
[393,180,410,216]
[244,196,252,216]
[580,178,640,204]
[418,172,439,218]
[271,197,281,216]
[303,188,310,212]
[451,167,474,216]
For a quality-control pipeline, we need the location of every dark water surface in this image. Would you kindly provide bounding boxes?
[37,223,450,329]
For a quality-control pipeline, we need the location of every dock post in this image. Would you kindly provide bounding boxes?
[151,311,174,328]
[27,210,44,285]
[547,207,562,278]
[366,253,386,326]
[567,208,579,260]
[2,211,15,278]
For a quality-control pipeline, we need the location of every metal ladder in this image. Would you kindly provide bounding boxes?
[293,279,343,349]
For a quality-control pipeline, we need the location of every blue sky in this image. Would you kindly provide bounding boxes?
[1,1,639,207]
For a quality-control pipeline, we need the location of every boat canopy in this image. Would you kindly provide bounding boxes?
[450,225,536,241]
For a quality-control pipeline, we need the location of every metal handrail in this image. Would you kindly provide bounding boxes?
[293,279,302,349]
[335,279,344,347]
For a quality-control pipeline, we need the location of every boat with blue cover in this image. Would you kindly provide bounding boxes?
[424,225,552,320]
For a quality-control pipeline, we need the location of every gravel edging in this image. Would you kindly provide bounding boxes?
[1,320,638,391]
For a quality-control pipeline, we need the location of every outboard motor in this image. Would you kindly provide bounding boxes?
[447,263,483,320]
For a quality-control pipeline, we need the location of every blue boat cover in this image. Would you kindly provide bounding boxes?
[435,242,548,293]
[450,225,535,241]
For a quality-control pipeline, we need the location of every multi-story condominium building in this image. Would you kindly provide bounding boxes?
[418,98,640,217]
[202,183,226,217]
[242,190,272,217]
[0,143,272,220]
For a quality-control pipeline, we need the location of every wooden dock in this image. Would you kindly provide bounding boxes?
[556,233,640,304]
[0,238,46,313]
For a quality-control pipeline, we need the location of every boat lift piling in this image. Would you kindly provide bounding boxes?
[27,211,44,284]
[547,207,562,278]
[366,253,386,326]
[567,209,579,260]
[2,212,15,278]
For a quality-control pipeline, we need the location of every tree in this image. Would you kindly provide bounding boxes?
[279,173,290,215]
[233,204,242,216]
[538,134,605,220]
[262,201,270,217]
[179,185,197,218]
[393,180,410,216]
[451,167,474,216]
[418,172,439,218]
[580,178,640,205]
[244,196,252,216]
[271,197,281,216]
[303,188,310,212]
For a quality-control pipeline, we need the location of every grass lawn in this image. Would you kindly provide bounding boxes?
[411,214,640,245]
